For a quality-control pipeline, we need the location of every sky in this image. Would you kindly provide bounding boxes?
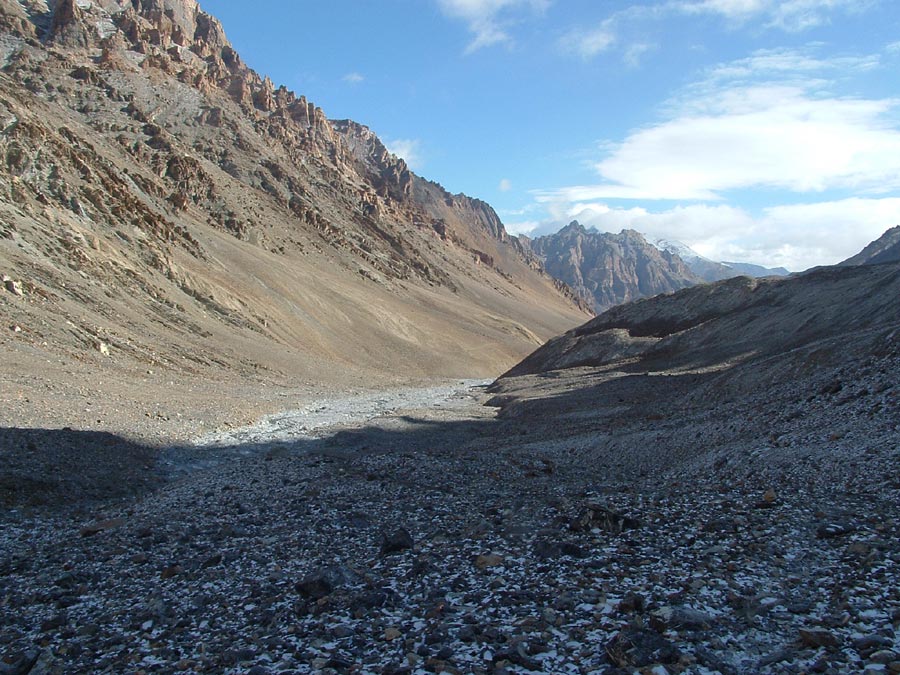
[198,0,900,271]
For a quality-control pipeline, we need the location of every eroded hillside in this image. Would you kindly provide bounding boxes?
[0,0,589,435]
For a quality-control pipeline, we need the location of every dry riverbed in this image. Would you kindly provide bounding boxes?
[2,370,899,675]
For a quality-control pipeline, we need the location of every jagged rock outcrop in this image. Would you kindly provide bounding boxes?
[530,222,699,311]
[0,0,589,389]
[840,225,900,266]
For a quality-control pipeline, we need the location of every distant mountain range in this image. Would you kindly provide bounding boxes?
[529,221,788,311]
[652,238,789,281]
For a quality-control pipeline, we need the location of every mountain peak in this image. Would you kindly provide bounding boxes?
[531,226,697,311]
[560,220,587,234]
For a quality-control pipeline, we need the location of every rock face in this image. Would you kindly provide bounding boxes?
[0,0,590,390]
[530,222,699,311]
[841,225,900,266]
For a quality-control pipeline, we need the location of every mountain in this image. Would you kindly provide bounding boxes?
[652,238,789,280]
[501,261,900,380]
[720,261,790,277]
[0,0,590,409]
[650,237,733,282]
[529,222,698,311]
[840,225,900,266]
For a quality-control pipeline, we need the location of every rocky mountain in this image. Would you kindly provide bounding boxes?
[0,0,590,410]
[529,222,698,311]
[840,225,900,266]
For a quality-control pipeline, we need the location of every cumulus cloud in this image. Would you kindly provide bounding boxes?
[542,47,900,202]
[342,72,365,84]
[498,178,513,191]
[436,0,549,53]
[385,139,425,172]
[590,88,900,200]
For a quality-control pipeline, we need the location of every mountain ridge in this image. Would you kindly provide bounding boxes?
[0,0,590,431]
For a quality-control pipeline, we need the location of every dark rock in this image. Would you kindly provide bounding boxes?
[758,648,795,667]
[491,649,542,671]
[800,628,841,648]
[605,629,680,668]
[854,635,893,657]
[457,625,476,642]
[652,606,714,631]
[350,588,396,610]
[79,517,126,537]
[695,646,736,675]
[40,613,67,632]
[295,565,360,600]
[571,503,640,533]
[436,646,453,660]
[2,649,41,675]
[201,553,223,568]
[817,523,856,539]
[617,592,645,614]
[380,527,414,555]
[533,539,587,559]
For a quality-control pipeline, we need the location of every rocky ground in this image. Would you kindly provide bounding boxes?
[1,349,899,674]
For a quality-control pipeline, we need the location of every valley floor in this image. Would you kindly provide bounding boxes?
[1,368,899,675]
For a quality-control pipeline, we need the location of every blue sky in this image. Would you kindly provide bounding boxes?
[198,0,900,270]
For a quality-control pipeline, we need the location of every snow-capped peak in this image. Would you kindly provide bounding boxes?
[649,237,711,264]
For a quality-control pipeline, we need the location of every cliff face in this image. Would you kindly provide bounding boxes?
[530,222,699,311]
[0,0,589,387]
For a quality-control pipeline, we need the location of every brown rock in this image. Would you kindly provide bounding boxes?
[474,553,504,570]
[79,517,125,537]
[799,628,840,648]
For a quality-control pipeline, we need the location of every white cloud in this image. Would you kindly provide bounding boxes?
[590,87,900,200]
[624,42,656,68]
[565,1,875,65]
[498,178,513,191]
[504,220,541,235]
[700,47,880,85]
[436,0,549,53]
[561,21,616,59]
[342,72,365,84]
[676,0,867,31]
[551,47,900,202]
[385,139,425,171]
[526,46,900,270]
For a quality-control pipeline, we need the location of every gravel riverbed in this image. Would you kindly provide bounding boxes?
[2,370,899,675]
